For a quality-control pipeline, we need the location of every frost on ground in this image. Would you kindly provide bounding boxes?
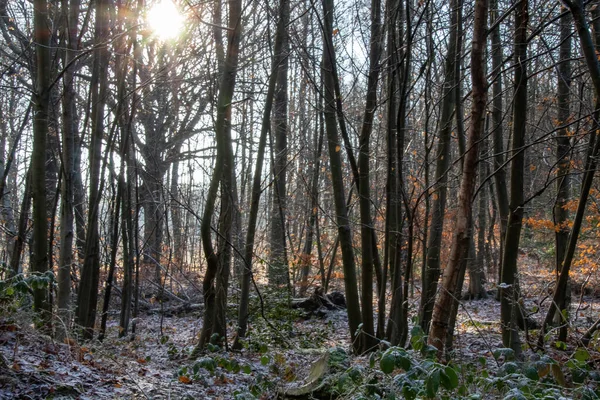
[1,261,600,399]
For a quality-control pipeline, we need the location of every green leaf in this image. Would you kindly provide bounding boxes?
[242,364,251,374]
[500,362,519,376]
[396,354,411,371]
[369,352,376,368]
[195,357,216,373]
[572,368,588,384]
[523,365,539,381]
[493,348,515,361]
[425,369,440,398]
[160,336,169,345]
[380,353,395,374]
[443,365,459,389]
[260,355,270,366]
[555,341,567,351]
[5,286,14,296]
[574,348,591,362]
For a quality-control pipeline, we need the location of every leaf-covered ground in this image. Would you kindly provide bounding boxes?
[1,258,600,399]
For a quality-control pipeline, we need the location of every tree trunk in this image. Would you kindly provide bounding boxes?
[489,0,509,286]
[56,0,79,341]
[192,0,243,355]
[468,123,488,300]
[356,0,383,353]
[76,0,110,339]
[32,0,52,330]
[500,0,528,357]
[269,0,290,287]
[420,0,461,334]
[539,0,600,349]
[322,0,363,354]
[553,8,572,342]
[428,0,487,358]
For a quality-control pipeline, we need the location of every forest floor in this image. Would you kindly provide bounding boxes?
[1,254,600,399]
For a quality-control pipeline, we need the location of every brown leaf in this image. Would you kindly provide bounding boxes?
[178,375,192,384]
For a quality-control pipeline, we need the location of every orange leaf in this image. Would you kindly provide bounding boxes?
[335,145,341,152]
[179,375,192,384]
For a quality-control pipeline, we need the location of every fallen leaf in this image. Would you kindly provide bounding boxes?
[178,375,192,384]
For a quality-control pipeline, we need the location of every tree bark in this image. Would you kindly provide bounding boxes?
[32,0,52,330]
[553,8,572,342]
[356,0,383,353]
[539,0,600,349]
[428,0,487,358]
[419,0,461,334]
[322,0,363,354]
[489,0,509,287]
[76,0,110,339]
[57,0,79,341]
[269,0,290,287]
[192,0,243,354]
[499,0,528,357]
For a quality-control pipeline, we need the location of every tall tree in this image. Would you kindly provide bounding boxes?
[499,0,528,357]
[322,0,362,353]
[419,0,461,333]
[357,0,383,352]
[32,0,52,328]
[57,0,79,341]
[233,0,288,348]
[269,0,290,287]
[428,0,487,358]
[489,0,509,285]
[540,0,600,349]
[553,8,572,342]
[76,0,111,339]
[192,0,243,353]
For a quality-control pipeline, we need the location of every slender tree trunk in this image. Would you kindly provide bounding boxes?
[469,122,488,300]
[500,0,528,357]
[57,0,79,341]
[76,0,110,339]
[428,0,487,358]
[540,0,600,349]
[419,0,461,333]
[192,0,243,355]
[322,0,362,353]
[10,166,32,276]
[269,0,290,287]
[299,124,324,296]
[490,0,509,286]
[32,0,52,330]
[357,0,383,353]
[553,8,572,342]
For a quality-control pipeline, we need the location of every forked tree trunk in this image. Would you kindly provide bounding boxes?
[192,0,242,355]
[428,0,487,358]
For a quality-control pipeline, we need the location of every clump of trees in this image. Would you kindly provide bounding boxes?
[2,0,600,360]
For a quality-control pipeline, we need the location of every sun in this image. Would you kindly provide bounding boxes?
[147,0,184,40]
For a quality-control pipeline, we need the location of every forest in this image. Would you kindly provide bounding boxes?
[1,0,600,397]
